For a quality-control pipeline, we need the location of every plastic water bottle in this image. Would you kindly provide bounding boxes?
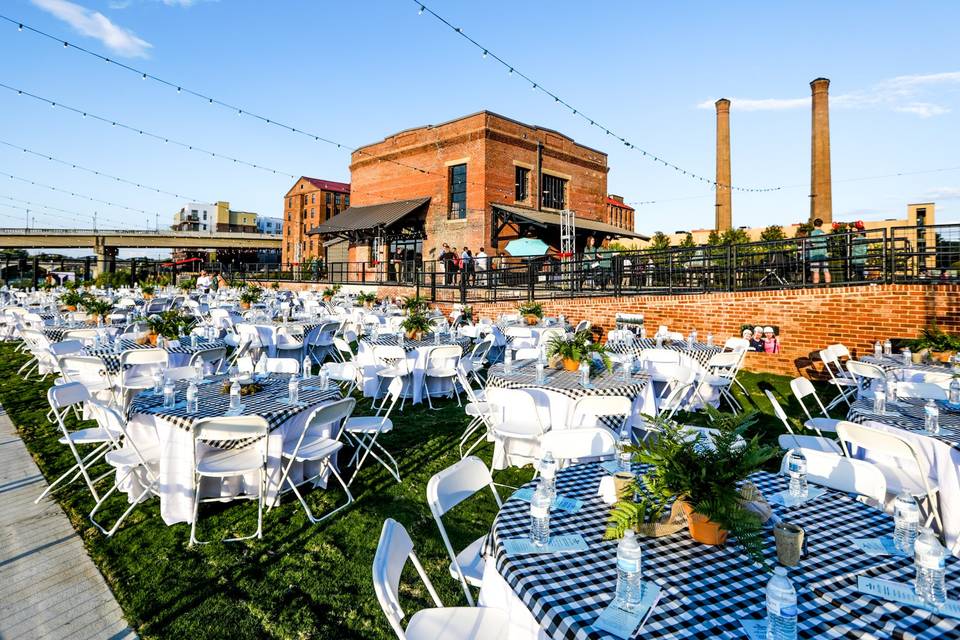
[229,378,241,411]
[503,347,513,375]
[186,379,198,415]
[706,333,714,347]
[113,336,122,354]
[162,378,176,410]
[434,330,440,346]
[157,334,165,349]
[193,361,204,383]
[529,480,551,547]
[950,377,960,405]
[639,325,647,339]
[924,399,940,435]
[786,449,808,500]
[618,432,633,474]
[883,339,892,357]
[765,567,798,640]
[893,490,920,555]
[885,372,898,405]
[535,357,545,384]
[318,367,329,390]
[902,347,912,366]
[874,341,883,359]
[620,358,630,382]
[302,355,312,379]
[914,527,947,607]
[288,376,299,404]
[152,371,164,396]
[873,381,886,414]
[690,330,698,343]
[579,359,591,387]
[614,530,644,610]
[539,451,557,503]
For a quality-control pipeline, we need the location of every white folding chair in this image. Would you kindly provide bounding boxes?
[272,398,356,523]
[836,421,943,532]
[485,387,546,466]
[306,320,342,365]
[697,351,744,414]
[422,345,462,409]
[344,377,402,485]
[657,365,697,420]
[36,382,121,505]
[189,346,227,375]
[790,377,841,436]
[373,518,510,640]
[426,457,502,606]
[189,415,270,545]
[778,447,886,507]
[373,344,411,413]
[566,395,632,431]
[819,348,857,410]
[503,326,535,349]
[88,399,161,536]
[765,389,843,455]
[264,357,300,375]
[539,427,618,468]
[845,360,886,398]
[897,381,947,401]
[574,320,591,333]
[275,327,304,362]
[117,348,169,410]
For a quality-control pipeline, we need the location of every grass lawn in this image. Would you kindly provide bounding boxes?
[0,343,844,639]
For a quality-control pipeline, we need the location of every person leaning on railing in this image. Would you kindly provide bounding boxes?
[850,227,868,281]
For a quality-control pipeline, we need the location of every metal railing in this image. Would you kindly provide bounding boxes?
[6,224,958,300]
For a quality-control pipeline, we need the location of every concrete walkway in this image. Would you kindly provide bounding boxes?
[0,404,136,640]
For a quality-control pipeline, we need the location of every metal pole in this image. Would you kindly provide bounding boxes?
[32,255,39,289]
[430,261,437,302]
[83,256,91,282]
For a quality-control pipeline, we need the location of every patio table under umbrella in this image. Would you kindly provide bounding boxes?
[504,238,550,257]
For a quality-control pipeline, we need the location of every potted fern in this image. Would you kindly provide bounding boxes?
[400,311,431,341]
[322,287,336,302]
[60,289,88,312]
[357,291,378,309]
[240,285,262,310]
[909,324,960,363]
[80,297,113,324]
[546,329,611,372]
[145,309,191,344]
[605,410,777,563]
[140,284,156,299]
[518,301,544,326]
[402,295,428,314]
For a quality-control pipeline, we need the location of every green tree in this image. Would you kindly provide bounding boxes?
[706,230,722,246]
[720,228,751,245]
[648,231,671,252]
[759,225,786,242]
[679,233,696,249]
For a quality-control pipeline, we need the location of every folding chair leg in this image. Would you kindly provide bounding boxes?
[285,462,354,524]
[89,468,157,537]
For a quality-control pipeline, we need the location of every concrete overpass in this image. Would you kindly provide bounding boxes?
[0,228,281,274]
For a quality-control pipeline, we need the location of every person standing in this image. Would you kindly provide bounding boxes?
[450,246,461,285]
[808,218,830,284]
[582,235,599,288]
[850,226,868,281]
[461,246,474,286]
[438,243,453,285]
[475,246,488,285]
[596,236,615,290]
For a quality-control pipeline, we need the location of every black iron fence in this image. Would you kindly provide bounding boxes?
[8,224,959,302]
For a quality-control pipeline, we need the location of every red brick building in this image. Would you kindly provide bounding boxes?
[281,176,351,265]
[308,111,643,267]
[606,195,635,231]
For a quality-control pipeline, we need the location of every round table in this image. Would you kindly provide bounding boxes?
[125,373,342,525]
[607,338,723,369]
[485,361,657,470]
[357,334,472,405]
[860,355,956,384]
[480,463,959,639]
[85,336,227,374]
[848,396,960,555]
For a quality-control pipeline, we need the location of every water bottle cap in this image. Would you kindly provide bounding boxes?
[774,567,787,577]
[623,529,635,539]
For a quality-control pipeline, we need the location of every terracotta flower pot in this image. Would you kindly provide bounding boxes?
[525,314,540,326]
[147,332,159,346]
[65,305,77,312]
[323,295,332,302]
[679,501,728,545]
[143,293,154,300]
[406,329,424,341]
[240,301,251,310]
[562,357,580,372]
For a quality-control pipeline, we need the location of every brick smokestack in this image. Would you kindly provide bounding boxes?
[714,98,732,231]
[809,77,832,225]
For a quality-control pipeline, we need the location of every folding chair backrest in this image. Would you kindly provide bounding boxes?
[504,326,532,339]
[265,358,299,374]
[846,360,885,381]
[50,339,85,356]
[829,343,851,360]
[540,427,618,462]
[779,448,886,505]
[764,389,792,432]
[790,376,827,418]
[724,337,750,351]
[567,395,632,429]
[373,345,406,363]
[189,347,227,370]
[426,345,461,367]
[897,381,947,400]
[575,320,591,333]
[485,387,544,432]
[373,518,442,636]
[639,348,681,365]
[48,381,90,411]
[537,328,566,346]
[427,456,501,517]
[835,420,918,463]
[121,348,169,368]
[193,415,269,443]
[819,349,843,377]
[707,351,741,370]
[303,397,356,441]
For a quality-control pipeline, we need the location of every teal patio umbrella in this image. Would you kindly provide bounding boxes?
[504,238,550,257]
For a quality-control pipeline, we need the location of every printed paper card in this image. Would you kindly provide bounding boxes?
[851,537,909,557]
[502,534,588,556]
[739,619,766,640]
[769,487,826,507]
[592,582,661,639]
[857,576,960,619]
[511,487,583,513]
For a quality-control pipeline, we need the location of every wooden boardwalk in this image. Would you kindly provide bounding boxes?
[0,405,135,640]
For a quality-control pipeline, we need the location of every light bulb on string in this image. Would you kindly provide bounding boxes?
[418,5,424,14]
[141,73,146,80]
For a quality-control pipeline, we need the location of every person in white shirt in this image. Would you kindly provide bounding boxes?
[195,271,212,291]
[475,246,488,285]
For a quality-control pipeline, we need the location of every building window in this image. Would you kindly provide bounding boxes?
[202,212,206,221]
[335,193,341,206]
[326,205,332,220]
[448,163,467,219]
[311,194,315,204]
[326,192,332,204]
[310,208,314,217]
[541,174,567,210]
[515,166,529,202]
[345,195,350,207]
[916,208,927,226]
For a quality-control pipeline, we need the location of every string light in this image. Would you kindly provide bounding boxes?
[0,83,299,179]
[407,0,781,194]
[0,193,142,228]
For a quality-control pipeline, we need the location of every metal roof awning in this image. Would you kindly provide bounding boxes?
[307,197,430,235]
[491,203,648,240]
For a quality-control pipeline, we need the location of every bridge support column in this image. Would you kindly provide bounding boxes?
[94,236,107,278]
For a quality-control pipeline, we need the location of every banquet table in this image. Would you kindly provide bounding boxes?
[356,334,473,405]
[43,321,111,343]
[499,321,571,348]
[848,396,960,554]
[125,373,342,524]
[486,361,657,469]
[479,463,959,639]
[861,355,956,383]
[85,336,228,374]
[607,338,723,369]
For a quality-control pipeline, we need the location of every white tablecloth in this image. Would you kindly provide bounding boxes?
[355,340,462,405]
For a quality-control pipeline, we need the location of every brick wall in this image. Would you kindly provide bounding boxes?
[268,282,960,377]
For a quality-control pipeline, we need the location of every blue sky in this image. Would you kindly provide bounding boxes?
[1,0,958,257]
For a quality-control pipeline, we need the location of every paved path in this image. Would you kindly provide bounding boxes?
[0,404,136,640]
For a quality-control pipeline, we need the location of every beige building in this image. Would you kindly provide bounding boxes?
[632,202,935,248]
[172,201,258,234]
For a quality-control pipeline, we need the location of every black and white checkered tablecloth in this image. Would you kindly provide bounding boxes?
[486,463,958,639]
[847,397,960,452]
[129,373,341,446]
[608,338,723,369]
[361,334,472,353]
[43,321,96,343]
[861,355,956,377]
[85,337,227,373]
[487,360,649,402]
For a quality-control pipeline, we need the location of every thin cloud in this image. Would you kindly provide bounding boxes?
[698,71,960,117]
[30,0,152,58]
[924,187,960,201]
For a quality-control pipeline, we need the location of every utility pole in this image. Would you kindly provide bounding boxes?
[93,210,97,231]
[155,212,159,231]
[25,208,29,229]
